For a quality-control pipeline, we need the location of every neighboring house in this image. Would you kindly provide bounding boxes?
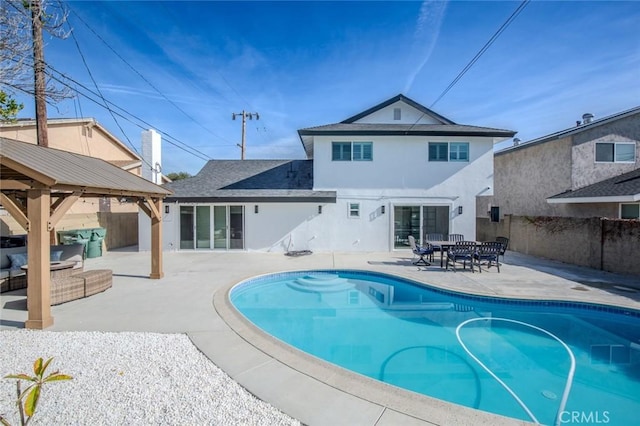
[0,118,146,248]
[163,94,515,252]
[488,106,640,220]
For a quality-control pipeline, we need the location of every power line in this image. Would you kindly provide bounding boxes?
[66,3,234,146]
[429,0,530,108]
[44,66,212,162]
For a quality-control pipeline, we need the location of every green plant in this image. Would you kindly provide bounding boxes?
[0,357,72,426]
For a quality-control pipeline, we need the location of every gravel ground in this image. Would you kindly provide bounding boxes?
[0,330,300,425]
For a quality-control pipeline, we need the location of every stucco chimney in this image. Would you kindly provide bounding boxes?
[141,129,162,184]
[582,113,594,124]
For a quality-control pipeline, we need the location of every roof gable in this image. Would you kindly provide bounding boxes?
[342,94,455,125]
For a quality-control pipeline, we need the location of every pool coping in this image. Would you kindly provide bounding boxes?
[211,269,567,426]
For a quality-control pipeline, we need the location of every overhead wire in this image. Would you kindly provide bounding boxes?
[407,0,530,132]
[429,0,530,109]
[65,3,234,146]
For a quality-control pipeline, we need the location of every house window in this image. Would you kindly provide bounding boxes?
[428,143,448,161]
[348,202,360,218]
[393,108,401,120]
[332,142,372,161]
[353,142,373,161]
[332,142,351,161]
[595,142,636,163]
[450,143,469,161]
[620,203,639,219]
[429,142,469,162]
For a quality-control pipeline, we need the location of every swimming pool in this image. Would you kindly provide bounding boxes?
[230,270,640,425]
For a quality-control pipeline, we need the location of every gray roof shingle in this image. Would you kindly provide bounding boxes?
[165,160,336,202]
[548,168,640,202]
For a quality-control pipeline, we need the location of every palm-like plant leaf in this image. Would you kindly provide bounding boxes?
[23,385,41,417]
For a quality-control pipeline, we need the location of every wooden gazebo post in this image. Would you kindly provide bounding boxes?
[25,187,53,329]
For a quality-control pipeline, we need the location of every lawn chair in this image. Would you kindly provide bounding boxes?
[448,234,464,242]
[408,236,433,267]
[446,241,476,272]
[474,241,502,273]
[496,236,509,263]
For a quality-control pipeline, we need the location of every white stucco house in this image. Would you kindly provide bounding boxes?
[157,94,515,252]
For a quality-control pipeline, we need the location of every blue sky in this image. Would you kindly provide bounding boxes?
[13,0,640,175]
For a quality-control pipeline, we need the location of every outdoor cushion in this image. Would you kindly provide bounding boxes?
[51,250,63,261]
[7,253,28,270]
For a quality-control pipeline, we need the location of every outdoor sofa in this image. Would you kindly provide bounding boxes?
[0,243,112,305]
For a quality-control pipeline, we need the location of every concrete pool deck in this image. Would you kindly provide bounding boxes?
[1,248,639,425]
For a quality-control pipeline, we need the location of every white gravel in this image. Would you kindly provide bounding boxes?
[0,330,300,425]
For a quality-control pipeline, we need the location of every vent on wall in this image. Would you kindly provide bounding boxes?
[393,108,401,120]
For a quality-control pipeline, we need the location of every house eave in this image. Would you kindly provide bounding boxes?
[547,194,640,204]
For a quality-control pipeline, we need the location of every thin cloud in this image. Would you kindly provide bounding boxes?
[404,0,448,93]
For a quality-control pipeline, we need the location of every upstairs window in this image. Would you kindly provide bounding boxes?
[449,143,469,161]
[332,141,372,161]
[428,142,448,161]
[429,142,469,162]
[595,142,636,163]
[353,142,373,161]
[332,142,351,161]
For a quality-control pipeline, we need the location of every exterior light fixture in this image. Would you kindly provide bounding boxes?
[381,205,385,214]
[165,205,170,214]
[254,205,259,214]
[458,206,463,215]
[318,205,322,214]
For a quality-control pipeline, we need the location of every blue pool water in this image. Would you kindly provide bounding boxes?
[230,270,640,425]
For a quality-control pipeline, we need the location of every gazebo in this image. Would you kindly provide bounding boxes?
[0,137,172,329]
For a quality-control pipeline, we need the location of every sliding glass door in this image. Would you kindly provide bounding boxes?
[180,205,244,250]
[393,205,450,248]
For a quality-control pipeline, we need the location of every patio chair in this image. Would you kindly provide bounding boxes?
[425,233,444,261]
[496,236,509,262]
[446,241,476,272]
[408,236,433,267]
[448,234,464,242]
[474,242,502,273]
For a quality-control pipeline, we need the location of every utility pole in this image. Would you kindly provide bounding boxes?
[232,110,259,160]
[31,0,48,147]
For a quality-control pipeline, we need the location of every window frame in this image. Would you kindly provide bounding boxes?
[620,203,640,219]
[595,142,636,163]
[331,141,373,161]
[449,142,469,162]
[428,142,470,162]
[428,142,449,162]
[331,141,352,161]
[352,142,373,161]
[348,202,360,218]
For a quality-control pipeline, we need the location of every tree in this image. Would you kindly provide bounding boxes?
[0,90,24,121]
[166,172,192,181]
[0,0,71,129]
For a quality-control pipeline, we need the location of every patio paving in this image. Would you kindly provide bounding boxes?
[1,248,639,425]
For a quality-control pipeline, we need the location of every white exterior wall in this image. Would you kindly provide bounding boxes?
[161,136,494,252]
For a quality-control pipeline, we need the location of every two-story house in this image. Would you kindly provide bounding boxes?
[163,94,515,252]
[488,106,640,220]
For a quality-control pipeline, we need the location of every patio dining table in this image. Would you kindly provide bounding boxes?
[426,240,480,268]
